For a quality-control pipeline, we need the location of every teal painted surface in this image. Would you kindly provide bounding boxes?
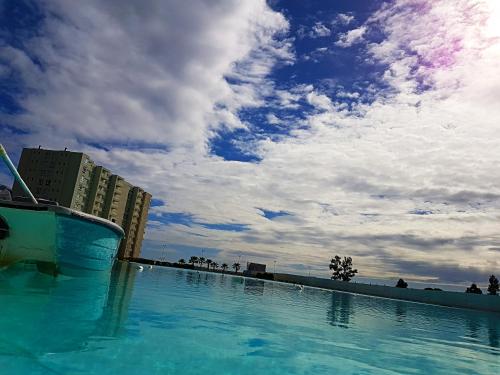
[56,214,122,272]
[0,207,56,266]
[0,264,499,374]
[0,206,121,273]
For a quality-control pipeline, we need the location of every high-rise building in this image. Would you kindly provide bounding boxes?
[12,147,151,259]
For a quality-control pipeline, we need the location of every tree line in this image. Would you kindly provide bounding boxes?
[176,256,241,273]
[329,254,499,295]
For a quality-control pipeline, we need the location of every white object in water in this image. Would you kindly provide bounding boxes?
[136,265,144,271]
[148,265,153,270]
[294,284,304,291]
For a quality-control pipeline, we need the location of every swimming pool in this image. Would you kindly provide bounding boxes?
[0,262,498,374]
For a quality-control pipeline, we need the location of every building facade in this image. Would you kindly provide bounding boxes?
[244,262,267,276]
[12,147,151,259]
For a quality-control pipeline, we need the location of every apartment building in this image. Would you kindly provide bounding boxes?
[12,147,151,259]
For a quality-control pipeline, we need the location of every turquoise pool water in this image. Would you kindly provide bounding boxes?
[0,262,499,374]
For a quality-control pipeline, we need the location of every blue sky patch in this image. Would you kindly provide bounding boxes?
[198,223,249,232]
[259,209,291,220]
[409,209,434,215]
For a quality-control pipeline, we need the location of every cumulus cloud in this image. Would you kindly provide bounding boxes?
[310,22,331,38]
[335,26,366,47]
[2,0,500,284]
[335,13,355,26]
[0,0,291,152]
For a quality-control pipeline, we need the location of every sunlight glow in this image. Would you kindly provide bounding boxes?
[485,1,500,37]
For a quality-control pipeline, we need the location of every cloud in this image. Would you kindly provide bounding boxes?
[266,113,282,125]
[335,26,366,47]
[0,0,291,152]
[310,22,331,38]
[2,0,500,284]
[296,22,331,39]
[335,13,355,26]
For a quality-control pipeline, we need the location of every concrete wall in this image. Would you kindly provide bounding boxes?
[274,273,500,313]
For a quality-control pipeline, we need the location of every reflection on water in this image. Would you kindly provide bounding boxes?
[488,319,499,350]
[333,289,500,354]
[327,292,353,329]
[465,312,499,352]
[0,261,135,355]
[244,278,265,296]
[395,301,407,322]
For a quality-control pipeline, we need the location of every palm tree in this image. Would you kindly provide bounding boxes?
[178,258,186,264]
[206,259,212,270]
[189,256,198,266]
[221,263,228,273]
[211,262,219,270]
[232,262,241,273]
[198,257,206,268]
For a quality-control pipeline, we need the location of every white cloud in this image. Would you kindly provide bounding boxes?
[335,13,355,26]
[0,0,291,152]
[310,22,331,38]
[266,113,282,125]
[336,91,360,99]
[3,0,500,283]
[335,26,367,47]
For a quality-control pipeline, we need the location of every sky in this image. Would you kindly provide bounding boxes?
[1,0,500,284]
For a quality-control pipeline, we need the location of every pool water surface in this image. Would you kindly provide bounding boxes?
[0,262,499,374]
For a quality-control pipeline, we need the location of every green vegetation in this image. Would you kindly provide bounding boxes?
[396,279,408,288]
[232,262,241,273]
[488,275,499,296]
[183,256,239,274]
[329,255,357,282]
[466,283,483,294]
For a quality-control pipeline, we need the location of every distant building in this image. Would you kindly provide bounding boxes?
[12,147,151,259]
[244,262,266,276]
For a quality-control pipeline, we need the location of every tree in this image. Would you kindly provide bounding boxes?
[206,259,212,270]
[178,259,186,264]
[488,275,499,296]
[329,255,358,282]
[396,279,408,288]
[221,263,228,272]
[232,262,241,273]
[211,262,219,270]
[466,283,483,294]
[189,256,198,266]
[198,257,206,268]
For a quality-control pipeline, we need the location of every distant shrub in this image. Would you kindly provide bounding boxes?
[424,287,442,291]
[465,283,483,294]
[396,279,408,288]
[487,275,499,296]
